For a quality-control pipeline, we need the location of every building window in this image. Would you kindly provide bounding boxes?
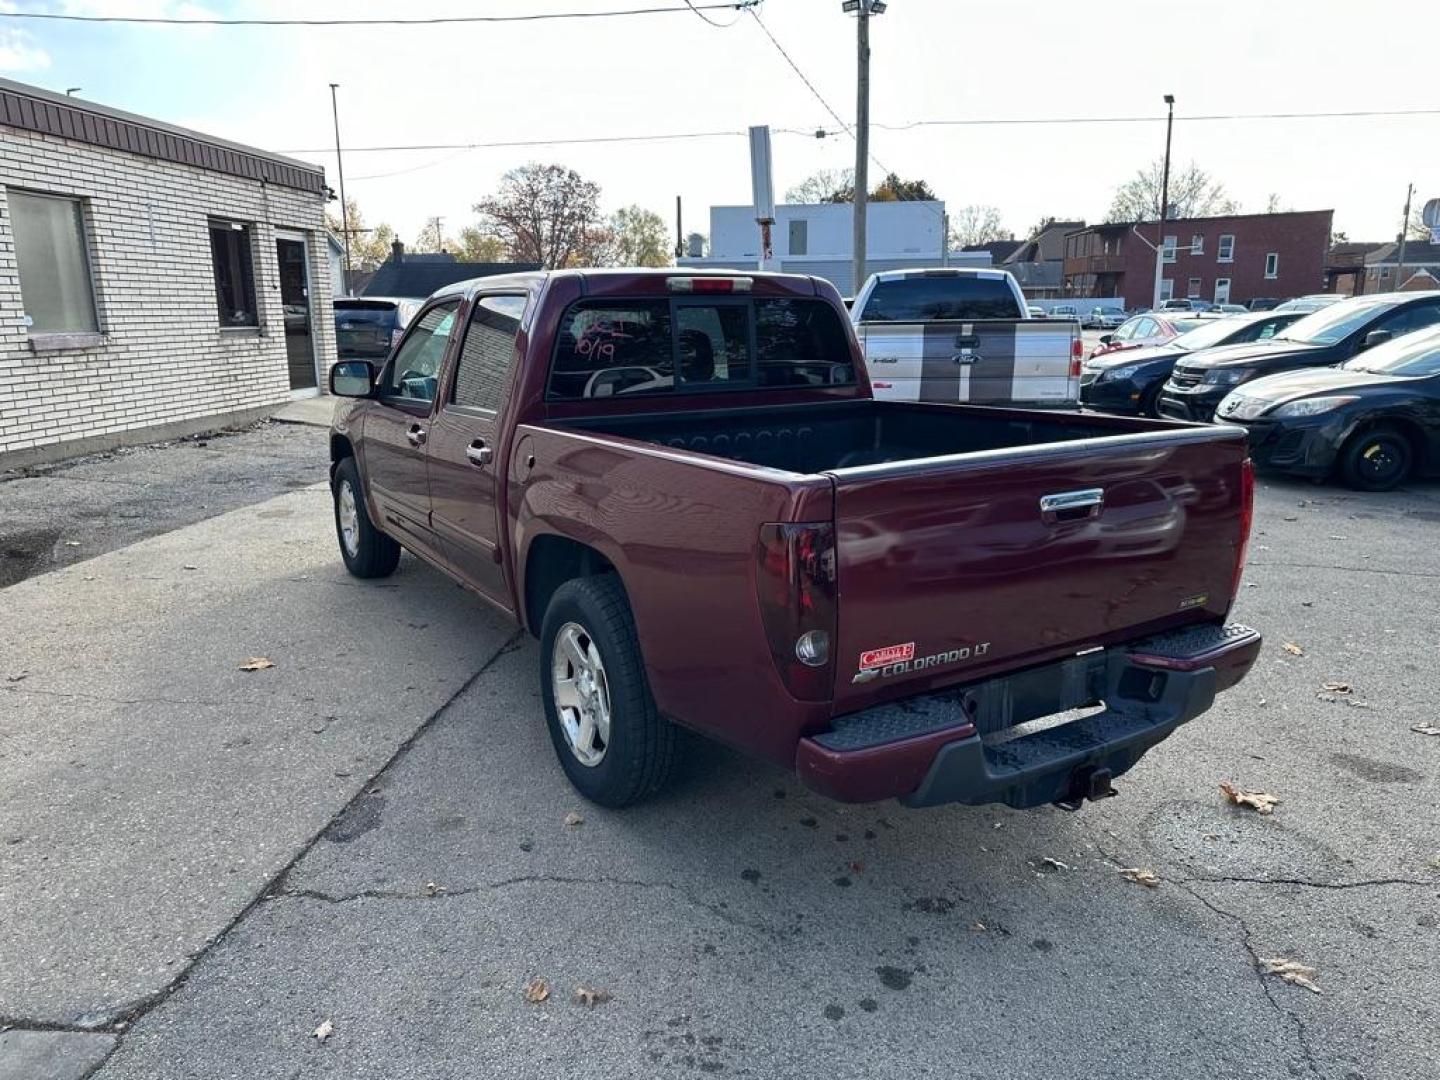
[1217,234,1235,263]
[1380,266,1391,279]
[1162,235,1177,262]
[209,220,258,327]
[1187,277,1202,298]
[1159,278,1174,302]
[788,218,808,256]
[1190,234,1204,255]
[1264,252,1279,279]
[8,188,99,334]
[1214,278,1231,304]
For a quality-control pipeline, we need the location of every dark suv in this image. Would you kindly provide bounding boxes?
[333,297,421,361]
[1157,291,1440,422]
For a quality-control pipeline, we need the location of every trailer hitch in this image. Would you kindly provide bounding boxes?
[1052,766,1118,812]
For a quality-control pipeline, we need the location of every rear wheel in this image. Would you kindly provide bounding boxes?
[540,575,679,807]
[332,457,400,578]
[1338,426,1412,492]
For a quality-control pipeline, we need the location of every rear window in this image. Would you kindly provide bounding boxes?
[335,302,398,328]
[858,275,1021,322]
[548,298,854,401]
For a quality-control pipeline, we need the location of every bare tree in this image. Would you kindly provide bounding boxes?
[948,204,1009,248]
[1105,159,1240,222]
[474,163,605,268]
[603,205,672,267]
[785,167,855,204]
[1264,192,1293,213]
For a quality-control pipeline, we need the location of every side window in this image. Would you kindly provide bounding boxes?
[450,295,526,411]
[1377,302,1440,338]
[1251,318,1282,341]
[551,300,673,400]
[208,219,258,327]
[1133,318,1157,338]
[379,301,459,404]
[675,303,750,387]
[755,299,855,387]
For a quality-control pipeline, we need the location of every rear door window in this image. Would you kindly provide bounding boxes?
[548,297,854,400]
[450,295,526,411]
[859,275,1021,322]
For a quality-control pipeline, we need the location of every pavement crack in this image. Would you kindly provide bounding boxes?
[1181,874,1435,891]
[2,685,265,709]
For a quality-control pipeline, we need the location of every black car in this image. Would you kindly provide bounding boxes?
[1158,291,1440,422]
[334,297,422,361]
[1081,310,1302,416]
[1215,325,1440,490]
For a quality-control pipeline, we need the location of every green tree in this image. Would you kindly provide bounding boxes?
[454,226,508,263]
[475,163,605,268]
[868,172,938,203]
[604,205,672,267]
[325,197,397,270]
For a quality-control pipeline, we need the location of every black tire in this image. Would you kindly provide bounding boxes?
[539,575,679,807]
[331,457,401,578]
[1138,382,1164,418]
[1338,426,1412,492]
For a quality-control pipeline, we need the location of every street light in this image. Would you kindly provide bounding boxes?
[1152,93,1175,309]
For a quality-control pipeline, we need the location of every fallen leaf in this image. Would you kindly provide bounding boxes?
[1319,681,1352,695]
[1040,857,1070,872]
[5,672,28,683]
[1411,724,1440,737]
[182,564,198,571]
[1345,700,1370,710]
[1260,957,1321,994]
[64,540,81,547]
[1220,782,1279,814]
[423,881,445,897]
[1282,643,1305,657]
[968,921,987,932]
[1118,867,1162,888]
[563,812,583,827]
[572,986,613,1007]
[523,978,550,1004]
[312,1018,333,1041]
[1328,535,1348,541]
[239,657,275,671]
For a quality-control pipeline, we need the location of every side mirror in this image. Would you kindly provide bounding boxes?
[1099,334,1114,345]
[330,359,375,398]
[1361,330,1392,351]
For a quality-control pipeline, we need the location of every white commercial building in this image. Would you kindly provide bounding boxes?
[0,77,336,468]
[678,200,988,296]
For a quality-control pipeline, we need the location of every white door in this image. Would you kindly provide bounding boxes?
[1214,278,1231,305]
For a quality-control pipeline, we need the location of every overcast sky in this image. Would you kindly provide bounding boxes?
[3,0,1437,248]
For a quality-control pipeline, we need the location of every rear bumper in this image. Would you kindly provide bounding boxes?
[795,623,1260,808]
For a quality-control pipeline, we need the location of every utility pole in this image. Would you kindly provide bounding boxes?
[675,195,683,259]
[329,83,351,295]
[1396,182,1413,290]
[851,1,870,297]
[1152,93,1175,310]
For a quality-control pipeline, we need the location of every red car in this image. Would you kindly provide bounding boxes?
[327,269,1259,810]
[1091,313,1207,359]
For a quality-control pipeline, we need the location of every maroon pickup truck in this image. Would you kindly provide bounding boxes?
[327,269,1260,810]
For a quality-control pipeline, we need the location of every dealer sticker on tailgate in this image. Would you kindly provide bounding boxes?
[859,642,916,669]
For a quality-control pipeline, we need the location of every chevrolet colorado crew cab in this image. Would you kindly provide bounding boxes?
[327,269,1260,810]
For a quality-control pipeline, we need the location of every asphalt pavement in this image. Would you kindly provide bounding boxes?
[2,434,1437,1079]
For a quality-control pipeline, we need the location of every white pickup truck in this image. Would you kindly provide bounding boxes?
[850,268,1082,407]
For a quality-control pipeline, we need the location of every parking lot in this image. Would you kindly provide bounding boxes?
[2,427,1438,1080]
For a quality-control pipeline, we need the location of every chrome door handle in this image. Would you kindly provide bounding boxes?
[1040,488,1104,522]
[406,425,426,447]
[466,441,493,467]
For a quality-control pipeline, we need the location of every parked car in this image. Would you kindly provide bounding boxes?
[1082,310,1304,416]
[851,268,1081,407]
[1248,298,1279,312]
[1091,313,1207,359]
[1026,304,1046,319]
[1084,307,1126,330]
[1158,291,1440,422]
[1160,298,1213,313]
[1050,304,1082,322]
[1217,325,1440,491]
[1211,304,1249,315]
[1274,294,1342,314]
[327,268,1260,810]
[334,297,422,361]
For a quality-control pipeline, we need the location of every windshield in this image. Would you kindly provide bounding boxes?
[1343,328,1440,375]
[1279,299,1395,346]
[860,275,1021,321]
[1170,317,1250,350]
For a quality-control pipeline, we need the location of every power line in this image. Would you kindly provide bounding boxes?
[866,107,1440,130]
[281,128,749,155]
[681,0,748,28]
[746,8,852,139]
[0,2,755,27]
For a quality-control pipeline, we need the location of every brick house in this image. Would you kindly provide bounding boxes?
[1061,209,1333,308]
[1,76,336,468]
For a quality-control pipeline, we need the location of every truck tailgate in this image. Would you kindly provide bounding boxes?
[860,320,1079,405]
[828,427,1249,712]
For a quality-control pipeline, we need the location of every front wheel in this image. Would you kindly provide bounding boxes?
[332,457,400,578]
[1338,426,1412,492]
[539,575,679,807]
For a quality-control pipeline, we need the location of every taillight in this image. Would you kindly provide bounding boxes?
[1069,336,1084,377]
[755,522,837,700]
[1231,458,1255,603]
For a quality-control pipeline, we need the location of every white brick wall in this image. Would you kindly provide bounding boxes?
[0,128,335,459]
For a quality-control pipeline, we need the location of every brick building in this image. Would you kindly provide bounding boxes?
[1,77,335,468]
[1061,209,1333,309]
